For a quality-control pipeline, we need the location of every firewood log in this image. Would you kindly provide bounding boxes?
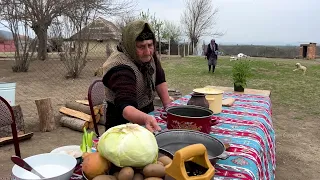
[75,100,89,105]
[93,106,100,115]
[66,102,99,115]
[99,105,104,115]
[59,107,92,122]
[88,122,94,129]
[60,116,88,132]
[95,114,100,123]
[98,115,106,126]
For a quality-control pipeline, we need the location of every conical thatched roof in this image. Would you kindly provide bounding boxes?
[69,17,121,41]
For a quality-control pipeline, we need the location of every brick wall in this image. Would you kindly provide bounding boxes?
[307,43,316,59]
[299,43,317,60]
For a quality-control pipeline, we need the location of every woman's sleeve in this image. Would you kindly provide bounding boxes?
[102,65,138,111]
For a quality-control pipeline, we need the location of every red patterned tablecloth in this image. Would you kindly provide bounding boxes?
[70,92,275,180]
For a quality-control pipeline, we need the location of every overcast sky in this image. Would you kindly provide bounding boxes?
[1,0,318,46]
[135,0,320,45]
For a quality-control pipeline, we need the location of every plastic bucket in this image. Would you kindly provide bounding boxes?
[0,82,16,106]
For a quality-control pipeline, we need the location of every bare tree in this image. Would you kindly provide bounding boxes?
[57,3,97,79]
[0,0,36,72]
[181,0,223,54]
[114,11,137,31]
[162,20,181,42]
[1,0,135,61]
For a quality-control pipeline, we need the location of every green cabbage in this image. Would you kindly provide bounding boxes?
[97,123,158,167]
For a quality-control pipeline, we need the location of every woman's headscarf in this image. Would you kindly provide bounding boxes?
[116,20,157,98]
[210,39,216,51]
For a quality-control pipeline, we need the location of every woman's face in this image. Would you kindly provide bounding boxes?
[135,40,154,63]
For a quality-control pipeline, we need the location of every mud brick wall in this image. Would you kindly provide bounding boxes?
[307,43,316,59]
[299,43,317,60]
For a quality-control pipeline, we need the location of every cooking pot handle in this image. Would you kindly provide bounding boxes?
[160,112,168,121]
[215,151,230,160]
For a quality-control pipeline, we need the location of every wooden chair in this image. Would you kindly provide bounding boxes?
[88,80,106,137]
[0,96,21,157]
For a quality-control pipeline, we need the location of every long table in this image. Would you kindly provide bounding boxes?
[149,92,275,180]
[70,91,275,180]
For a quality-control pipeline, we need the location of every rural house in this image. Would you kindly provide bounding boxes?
[68,17,121,57]
[0,30,33,53]
[0,30,16,52]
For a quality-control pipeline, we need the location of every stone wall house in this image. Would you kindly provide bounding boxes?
[68,17,121,58]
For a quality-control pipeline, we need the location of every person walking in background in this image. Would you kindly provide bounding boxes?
[205,39,219,73]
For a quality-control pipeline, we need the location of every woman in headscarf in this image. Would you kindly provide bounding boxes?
[205,39,219,73]
[102,20,172,132]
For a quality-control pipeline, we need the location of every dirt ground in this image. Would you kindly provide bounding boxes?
[1,57,320,179]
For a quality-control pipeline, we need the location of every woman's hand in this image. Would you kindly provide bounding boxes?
[123,106,161,132]
[144,115,162,132]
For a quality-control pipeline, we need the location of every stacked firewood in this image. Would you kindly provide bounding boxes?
[59,100,105,132]
[154,89,182,107]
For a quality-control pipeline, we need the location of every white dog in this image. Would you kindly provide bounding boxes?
[293,63,307,75]
[230,53,249,61]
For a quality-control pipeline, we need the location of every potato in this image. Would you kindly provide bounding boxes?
[155,161,164,166]
[92,175,117,180]
[118,167,134,180]
[158,156,172,166]
[143,164,165,178]
[113,172,119,179]
[144,178,163,180]
[133,173,144,180]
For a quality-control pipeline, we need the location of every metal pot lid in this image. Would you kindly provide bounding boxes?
[193,87,224,95]
[155,129,225,160]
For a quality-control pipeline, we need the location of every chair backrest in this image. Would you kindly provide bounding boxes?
[88,80,105,137]
[88,80,105,107]
[0,96,21,157]
[0,96,14,126]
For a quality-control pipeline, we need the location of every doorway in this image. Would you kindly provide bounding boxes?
[303,46,307,58]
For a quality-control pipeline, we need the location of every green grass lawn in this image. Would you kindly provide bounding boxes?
[161,56,320,117]
[160,56,320,179]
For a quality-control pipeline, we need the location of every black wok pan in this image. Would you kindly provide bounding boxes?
[155,129,229,165]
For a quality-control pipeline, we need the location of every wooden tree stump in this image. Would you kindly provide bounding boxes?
[35,98,56,132]
[60,116,88,132]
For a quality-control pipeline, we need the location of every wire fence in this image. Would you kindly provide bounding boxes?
[0,48,106,131]
[0,42,319,132]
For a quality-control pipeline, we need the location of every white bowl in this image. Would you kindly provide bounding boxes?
[11,153,77,180]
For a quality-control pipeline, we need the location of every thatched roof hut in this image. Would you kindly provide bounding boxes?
[69,17,121,41]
